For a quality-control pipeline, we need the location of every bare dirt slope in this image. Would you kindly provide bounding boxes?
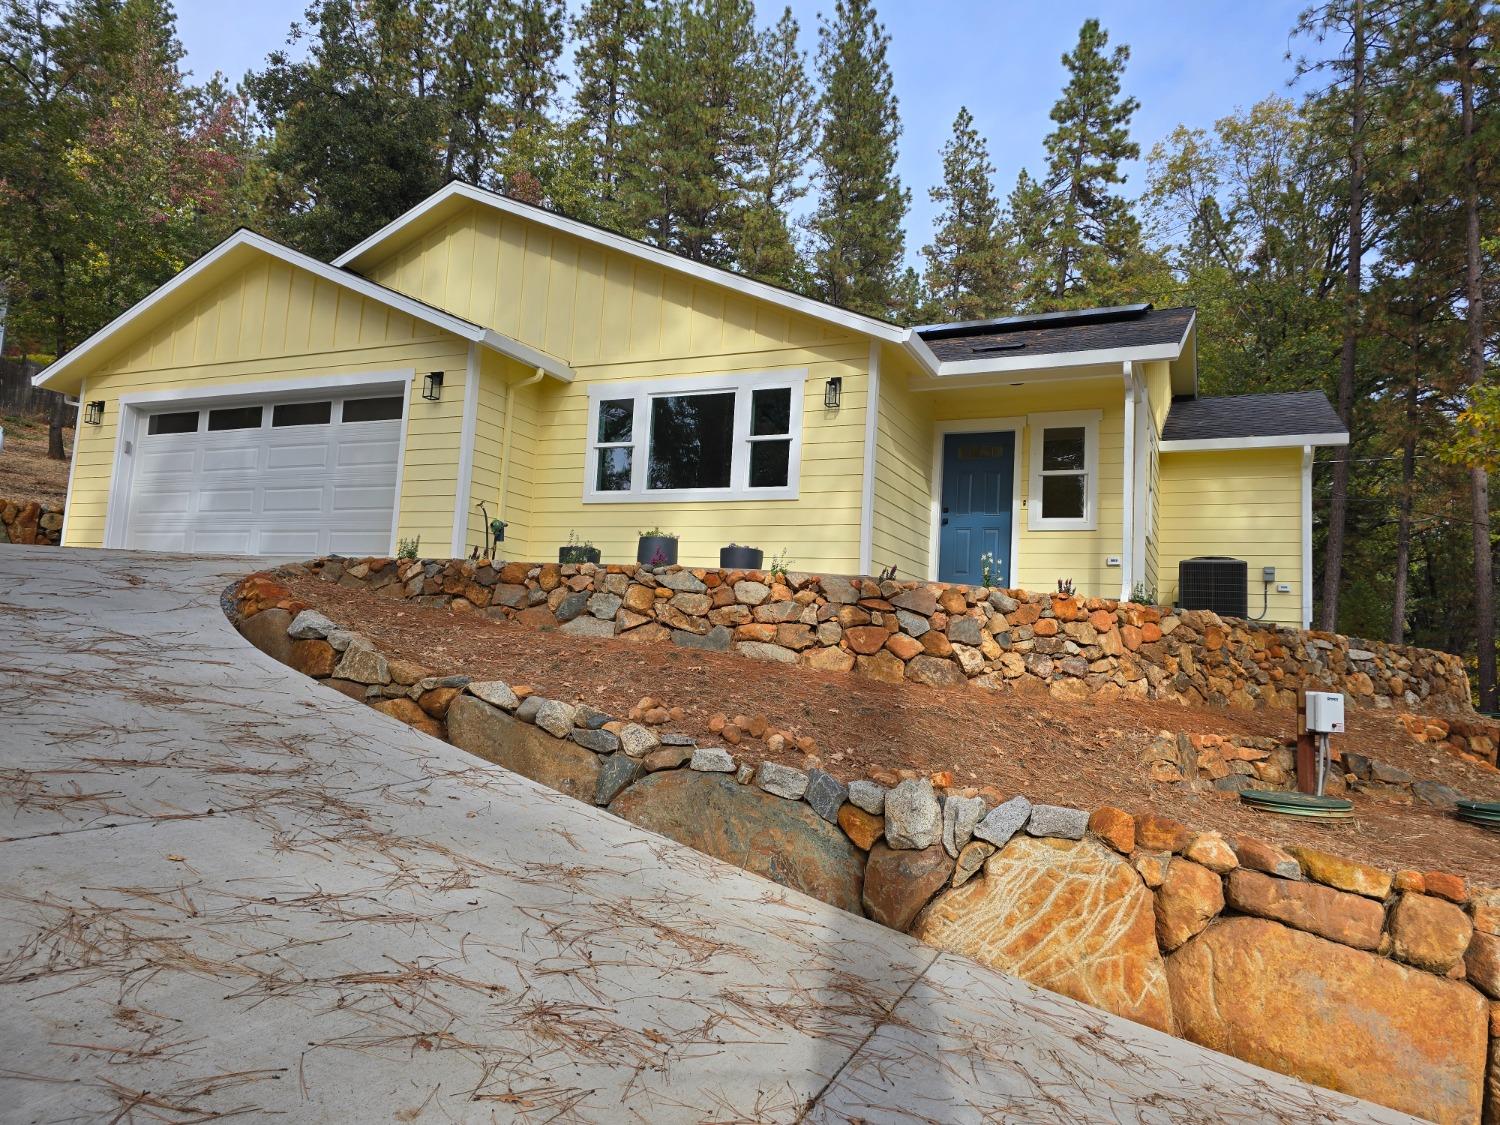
[285,573,1500,884]
[0,414,72,504]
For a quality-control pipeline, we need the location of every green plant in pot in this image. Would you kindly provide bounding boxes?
[558,530,600,565]
[637,527,679,567]
[719,542,763,569]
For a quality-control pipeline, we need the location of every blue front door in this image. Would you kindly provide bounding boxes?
[938,431,1014,586]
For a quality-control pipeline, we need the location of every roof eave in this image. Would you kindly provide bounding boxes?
[1159,432,1349,453]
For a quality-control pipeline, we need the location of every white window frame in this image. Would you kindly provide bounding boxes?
[583,370,806,503]
[1027,409,1101,532]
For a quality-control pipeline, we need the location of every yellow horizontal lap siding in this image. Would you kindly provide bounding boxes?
[930,379,1126,597]
[62,257,469,552]
[871,360,935,578]
[1158,448,1304,628]
[361,202,869,573]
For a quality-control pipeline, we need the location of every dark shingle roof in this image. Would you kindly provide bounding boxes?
[915,304,1196,363]
[1162,391,1347,443]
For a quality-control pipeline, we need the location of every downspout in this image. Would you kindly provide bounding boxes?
[858,341,881,576]
[1119,361,1136,602]
[1301,444,1314,629]
[498,365,546,538]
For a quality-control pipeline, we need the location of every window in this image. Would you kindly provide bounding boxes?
[585,372,805,502]
[1027,410,1100,530]
[273,400,332,427]
[207,405,264,431]
[147,411,200,436]
[342,396,403,423]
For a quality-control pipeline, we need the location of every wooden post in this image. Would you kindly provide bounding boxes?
[1295,688,1317,794]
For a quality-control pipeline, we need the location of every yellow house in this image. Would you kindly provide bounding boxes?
[33,181,1347,628]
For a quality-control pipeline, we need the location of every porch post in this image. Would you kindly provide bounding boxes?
[1119,362,1136,601]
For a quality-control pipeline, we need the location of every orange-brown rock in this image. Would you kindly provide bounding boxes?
[1225,869,1384,951]
[1286,846,1392,900]
[1389,893,1473,974]
[1087,806,1135,853]
[855,650,907,684]
[1168,917,1490,1124]
[289,638,337,677]
[801,646,855,673]
[1032,618,1060,637]
[1463,930,1499,999]
[1153,858,1224,951]
[1134,813,1189,853]
[837,804,884,850]
[913,835,1175,1033]
[417,685,463,719]
[370,697,443,737]
[1230,836,1301,879]
[884,632,923,661]
[844,625,890,655]
[862,842,954,931]
[1424,870,1468,904]
[1181,831,1237,874]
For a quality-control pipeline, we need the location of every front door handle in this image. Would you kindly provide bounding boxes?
[941,517,949,526]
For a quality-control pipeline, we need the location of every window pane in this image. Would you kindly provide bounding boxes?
[207,405,263,431]
[596,447,632,492]
[1042,427,1086,471]
[342,396,403,422]
[272,400,332,427]
[648,392,734,490]
[1041,473,1086,519]
[147,411,199,435]
[751,387,791,436]
[749,438,790,488]
[598,398,633,444]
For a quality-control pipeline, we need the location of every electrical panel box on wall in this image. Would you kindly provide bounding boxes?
[1306,691,1345,734]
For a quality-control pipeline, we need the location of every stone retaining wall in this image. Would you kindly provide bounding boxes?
[0,498,62,545]
[309,554,1474,713]
[234,570,1498,1124]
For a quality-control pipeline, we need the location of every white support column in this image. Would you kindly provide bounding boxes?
[1119,362,1136,601]
[449,343,481,558]
[1301,444,1314,629]
[858,341,881,577]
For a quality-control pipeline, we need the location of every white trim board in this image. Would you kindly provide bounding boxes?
[1301,445,1314,630]
[1160,432,1348,453]
[102,369,414,554]
[858,342,880,576]
[928,417,1025,585]
[450,343,481,557]
[32,229,573,392]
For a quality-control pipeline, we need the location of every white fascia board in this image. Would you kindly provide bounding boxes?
[31,229,499,391]
[334,181,909,346]
[1160,432,1349,453]
[929,341,1185,380]
[480,329,573,382]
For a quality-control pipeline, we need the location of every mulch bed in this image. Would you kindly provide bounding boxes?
[282,572,1500,884]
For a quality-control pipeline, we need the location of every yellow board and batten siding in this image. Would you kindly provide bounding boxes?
[1157,448,1304,628]
[362,203,870,571]
[62,256,471,552]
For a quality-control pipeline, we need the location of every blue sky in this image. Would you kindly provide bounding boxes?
[173,1,1308,257]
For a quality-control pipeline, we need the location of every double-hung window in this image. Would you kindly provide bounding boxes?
[1027,409,1100,531]
[585,371,805,502]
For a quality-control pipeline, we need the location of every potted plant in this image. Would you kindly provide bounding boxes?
[558,531,600,565]
[637,527,679,566]
[719,542,763,570]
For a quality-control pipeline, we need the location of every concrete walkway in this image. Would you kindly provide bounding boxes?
[0,545,1413,1124]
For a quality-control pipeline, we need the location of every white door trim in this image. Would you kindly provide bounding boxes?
[929,417,1024,584]
[104,369,414,553]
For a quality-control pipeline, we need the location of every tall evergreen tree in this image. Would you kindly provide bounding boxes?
[247,0,446,260]
[436,0,503,185]
[922,107,1011,321]
[569,0,648,219]
[494,0,565,192]
[617,0,756,264]
[735,7,816,289]
[809,0,908,317]
[1033,18,1142,305]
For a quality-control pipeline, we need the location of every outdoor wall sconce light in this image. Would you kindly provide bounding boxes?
[422,371,444,401]
[824,377,842,410]
[84,400,104,426]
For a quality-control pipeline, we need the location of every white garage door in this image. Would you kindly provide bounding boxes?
[123,392,404,556]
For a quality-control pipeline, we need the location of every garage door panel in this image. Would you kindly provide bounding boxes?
[125,392,401,557]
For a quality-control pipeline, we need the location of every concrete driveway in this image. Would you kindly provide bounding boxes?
[0,545,1412,1123]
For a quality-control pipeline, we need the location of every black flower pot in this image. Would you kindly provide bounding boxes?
[719,544,764,570]
[637,535,679,566]
[558,545,600,564]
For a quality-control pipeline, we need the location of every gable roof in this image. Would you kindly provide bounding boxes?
[1160,391,1348,450]
[333,180,911,346]
[32,229,574,393]
[916,305,1197,363]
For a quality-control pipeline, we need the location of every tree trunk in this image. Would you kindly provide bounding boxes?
[1320,0,1365,632]
[1390,375,1416,644]
[1459,31,1495,710]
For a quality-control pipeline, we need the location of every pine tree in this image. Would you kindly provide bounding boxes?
[617,0,756,264]
[735,7,816,289]
[437,0,505,184]
[570,0,648,220]
[495,0,566,192]
[809,0,909,317]
[1036,18,1142,304]
[921,107,1011,321]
